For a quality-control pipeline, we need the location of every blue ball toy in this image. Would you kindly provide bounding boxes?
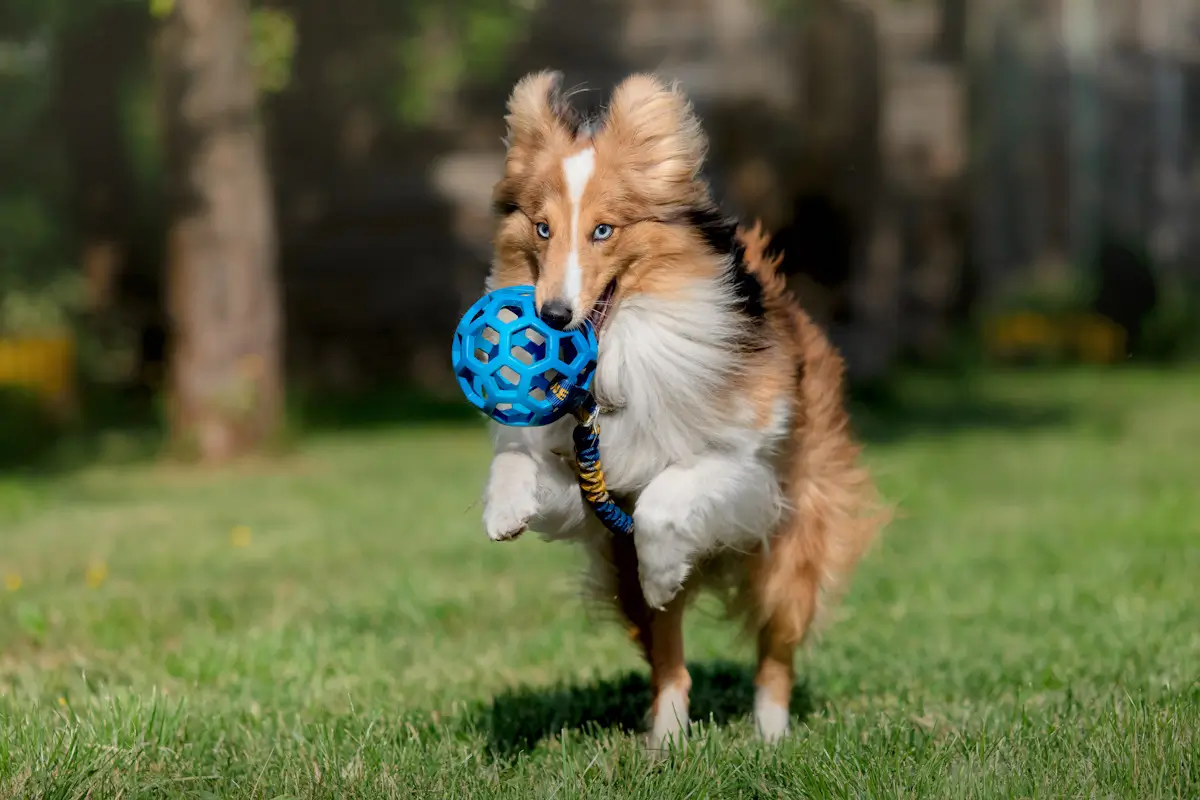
[452,285,599,427]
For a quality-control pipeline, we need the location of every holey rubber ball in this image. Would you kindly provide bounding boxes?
[452,285,599,427]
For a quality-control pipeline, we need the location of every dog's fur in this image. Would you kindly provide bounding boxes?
[480,71,884,748]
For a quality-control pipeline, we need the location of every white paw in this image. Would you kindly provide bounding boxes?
[648,685,690,753]
[633,497,694,610]
[483,453,539,541]
[754,687,790,743]
[638,559,690,611]
[484,497,536,541]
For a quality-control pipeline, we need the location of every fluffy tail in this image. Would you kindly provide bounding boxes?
[736,221,789,305]
[737,220,889,645]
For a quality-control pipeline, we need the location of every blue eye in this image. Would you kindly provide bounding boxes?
[535,222,551,239]
[592,224,614,241]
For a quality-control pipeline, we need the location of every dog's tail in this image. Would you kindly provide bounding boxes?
[736,221,789,305]
[735,219,890,647]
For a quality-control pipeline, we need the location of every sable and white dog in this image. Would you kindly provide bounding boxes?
[480,71,883,748]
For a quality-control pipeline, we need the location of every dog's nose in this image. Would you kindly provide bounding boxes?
[538,299,573,331]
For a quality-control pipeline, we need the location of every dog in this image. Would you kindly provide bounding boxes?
[480,71,884,749]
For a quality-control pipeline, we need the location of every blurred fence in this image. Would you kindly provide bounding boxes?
[273,0,969,387]
[2,0,1198,402]
[970,0,1200,359]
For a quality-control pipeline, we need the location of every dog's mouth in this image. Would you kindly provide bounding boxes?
[586,280,618,335]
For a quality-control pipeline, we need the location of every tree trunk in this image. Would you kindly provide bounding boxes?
[157,0,283,462]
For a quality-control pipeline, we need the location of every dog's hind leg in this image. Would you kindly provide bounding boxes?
[754,615,800,743]
[751,559,819,743]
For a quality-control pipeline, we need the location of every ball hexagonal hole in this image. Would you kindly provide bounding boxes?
[529,387,546,401]
[473,348,490,363]
[511,345,534,365]
[497,365,521,388]
[559,339,578,365]
[526,329,546,346]
[481,326,500,345]
[497,306,520,324]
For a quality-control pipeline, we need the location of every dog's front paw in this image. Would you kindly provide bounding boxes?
[633,499,693,610]
[639,559,690,611]
[483,453,539,541]
[484,497,536,541]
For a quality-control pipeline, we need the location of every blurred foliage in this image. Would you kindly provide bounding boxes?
[0,386,57,468]
[147,0,174,19]
[0,99,62,332]
[250,8,297,94]
[0,1,125,34]
[0,0,540,344]
[984,257,1097,317]
[975,244,1200,365]
[0,272,83,337]
[0,0,296,340]
[393,1,536,126]
[117,68,164,224]
[1140,276,1200,361]
[0,44,76,336]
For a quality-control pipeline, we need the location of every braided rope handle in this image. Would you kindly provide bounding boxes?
[547,379,634,536]
[569,394,634,536]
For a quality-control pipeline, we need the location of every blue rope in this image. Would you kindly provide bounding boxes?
[569,394,634,536]
[547,381,634,536]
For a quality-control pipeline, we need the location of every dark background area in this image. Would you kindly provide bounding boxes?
[1,0,1199,464]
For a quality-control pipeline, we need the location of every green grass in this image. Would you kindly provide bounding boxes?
[1,369,1198,798]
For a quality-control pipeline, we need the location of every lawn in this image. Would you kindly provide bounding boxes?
[1,370,1198,798]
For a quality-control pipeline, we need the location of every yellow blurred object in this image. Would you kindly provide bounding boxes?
[3,572,21,592]
[149,0,176,19]
[1068,313,1126,364]
[985,312,1060,357]
[985,312,1126,364]
[85,561,108,589]
[0,335,77,416]
[230,525,253,548]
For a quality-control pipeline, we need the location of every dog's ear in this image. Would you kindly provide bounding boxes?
[502,70,577,175]
[494,70,579,215]
[602,74,708,203]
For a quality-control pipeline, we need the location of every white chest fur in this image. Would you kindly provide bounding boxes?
[591,284,783,494]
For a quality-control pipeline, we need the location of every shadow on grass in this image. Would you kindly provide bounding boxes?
[479,660,816,758]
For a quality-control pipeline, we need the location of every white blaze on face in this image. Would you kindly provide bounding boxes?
[561,147,596,313]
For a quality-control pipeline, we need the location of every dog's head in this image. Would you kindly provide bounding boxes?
[489,71,726,334]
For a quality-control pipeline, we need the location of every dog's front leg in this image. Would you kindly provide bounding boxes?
[634,452,782,609]
[482,420,587,541]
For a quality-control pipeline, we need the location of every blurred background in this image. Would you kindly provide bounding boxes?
[2,5,1199,791]
[1,0,1199,462]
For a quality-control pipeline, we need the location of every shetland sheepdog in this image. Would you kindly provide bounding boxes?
[480,71,884,749]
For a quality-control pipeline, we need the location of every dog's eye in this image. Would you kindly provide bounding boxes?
[535,222,551,239]
[592,224,614,241]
